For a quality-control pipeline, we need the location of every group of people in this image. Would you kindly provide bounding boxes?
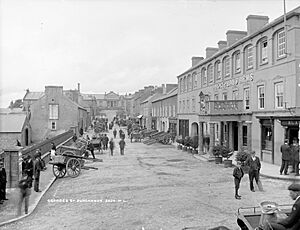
[233,150,262,200]
[280,138,299,176]
[86,130,126,157]
[18,149,44,215]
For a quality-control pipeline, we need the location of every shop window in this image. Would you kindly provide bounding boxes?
[262,125,272,150]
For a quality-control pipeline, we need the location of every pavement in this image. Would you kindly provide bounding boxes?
[0,136,299,227]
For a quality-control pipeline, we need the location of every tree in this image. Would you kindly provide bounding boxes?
[8,99,23,109]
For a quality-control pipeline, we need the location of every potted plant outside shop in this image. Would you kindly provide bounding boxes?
[212,145,224,164]
[221,147,233,168]
[191,136,199,154]
[185,136,193,153]
[176,136,183,150]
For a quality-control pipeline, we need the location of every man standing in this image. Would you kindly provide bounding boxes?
[109,138,115,156]
[233,161,244,199]
[290,138,299,176]
[88,141,95,159]
[34,150,42,192]
[119,138,126,156]
[280,139,291,175]
[113,129,117,139]
[266,183,300,230]
[104,134,109,151]
[0,161,7,204]
[245,151,261,192]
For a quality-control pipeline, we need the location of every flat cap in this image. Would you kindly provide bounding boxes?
[288,183,300,191]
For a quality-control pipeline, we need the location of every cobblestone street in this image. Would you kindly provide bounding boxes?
[1,131,294,230]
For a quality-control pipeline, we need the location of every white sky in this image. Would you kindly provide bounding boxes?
[0,0,299,108]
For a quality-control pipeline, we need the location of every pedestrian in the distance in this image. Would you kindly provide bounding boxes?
[290,138,299,176]
[33,150,42,192]
[104,134,109,151]
[0,161,7,204]
[245,151,261,192]
[280,139,290,175]
[17,174,32,215]
[119,138,126,155]
[88,141,95,159]
[233,161,244,199]
[50,142,56,161]
[22,155,34,188]
[113,129,117,139]
[109,138,115,156]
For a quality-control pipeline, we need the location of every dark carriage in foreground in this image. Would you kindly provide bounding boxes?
[49,138,102,178]
[237,203,292,230]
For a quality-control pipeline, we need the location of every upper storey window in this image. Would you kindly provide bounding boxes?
[207,64,213,83]
[193,72,197,89]
[201,68,207,86]
[49,104,59,119]
[260,38,268,64]
[215,61,221,80]
[245,45,254,70]
[277,30,286,58]
[188,75,192,91]
[233,52,241,73]
[223,56,230,78]
[184,76,187,92]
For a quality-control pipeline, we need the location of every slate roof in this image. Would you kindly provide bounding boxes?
[23,92,44,100]
[0,114,27,133]
[152,87,178,103]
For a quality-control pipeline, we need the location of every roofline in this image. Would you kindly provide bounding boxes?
[177,9,300,78]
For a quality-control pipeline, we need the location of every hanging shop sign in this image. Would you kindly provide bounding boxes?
[216,73,254,89]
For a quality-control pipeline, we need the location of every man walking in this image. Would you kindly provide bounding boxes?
[109,138,115,156]
[104,134,109,151]
[0,161,7,204]
[119,138,126,155]
[245,151,261,192]
[17,174,32,215]
[280,139,291,175]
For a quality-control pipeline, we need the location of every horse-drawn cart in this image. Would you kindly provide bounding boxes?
[49,140,102,178]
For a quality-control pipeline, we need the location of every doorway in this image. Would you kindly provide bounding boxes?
[233,122,238,151]
[287,127,299,144]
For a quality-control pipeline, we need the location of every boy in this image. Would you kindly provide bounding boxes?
[233,161,244,199]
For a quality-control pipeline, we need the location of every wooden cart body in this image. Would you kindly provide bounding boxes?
[49,139,101,178]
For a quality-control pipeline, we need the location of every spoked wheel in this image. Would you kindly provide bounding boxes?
[52,164,66,178]
[66,158,81,178]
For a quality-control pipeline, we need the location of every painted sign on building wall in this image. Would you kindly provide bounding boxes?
[215,73,254,90]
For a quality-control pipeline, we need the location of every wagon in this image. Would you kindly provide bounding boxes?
[49,140,102,178]
[236,204,292,230]
[130,131,143,142]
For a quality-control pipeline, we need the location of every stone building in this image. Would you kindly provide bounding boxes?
[177,7,300,165]
[0,111,31,150]
[23,86,88,142]
[152,87,178,133]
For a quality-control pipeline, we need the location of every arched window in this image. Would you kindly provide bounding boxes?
[207,64,213,83]
[244,44,254,70]
[201,68,207,85]
[214,61,221,80]
[222,56,230,77]
[192,72,197,88]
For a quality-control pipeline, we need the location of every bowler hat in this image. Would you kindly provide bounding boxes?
[288,183,300,192]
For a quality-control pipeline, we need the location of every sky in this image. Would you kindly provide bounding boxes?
[0,0,300,108]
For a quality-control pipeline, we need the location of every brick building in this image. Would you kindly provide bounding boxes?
[177,6,300,164]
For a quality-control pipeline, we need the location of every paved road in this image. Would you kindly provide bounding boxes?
[1,130,293,230]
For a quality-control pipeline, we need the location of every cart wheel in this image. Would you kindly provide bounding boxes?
[66,158,81,178]
[52,164,66,178]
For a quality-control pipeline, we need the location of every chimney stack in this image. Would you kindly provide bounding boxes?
[246,15,269,35]
[217,41,227,51]
[77,83,80,92]
[206,47,219,59]
[191,57,204,67]
[226,30,247,46]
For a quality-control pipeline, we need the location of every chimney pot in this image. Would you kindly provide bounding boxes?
[205,47,219,59]
[246,15,269,35]
[191,57,204,67]
[226,30,247,46]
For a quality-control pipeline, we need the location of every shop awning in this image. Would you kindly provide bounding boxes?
[137,115,143,119]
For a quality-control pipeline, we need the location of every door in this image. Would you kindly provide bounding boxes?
[233,122,238,151]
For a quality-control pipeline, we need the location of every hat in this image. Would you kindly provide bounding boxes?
[288,183,300,192]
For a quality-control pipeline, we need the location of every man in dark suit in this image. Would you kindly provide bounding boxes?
[267,183,300,230]
[245,151,261,192]
[0,160,8,203]
[280,139,291,175]
[34,150,42,192]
